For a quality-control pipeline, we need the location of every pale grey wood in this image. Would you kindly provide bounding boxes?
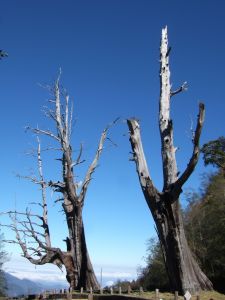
[127,27,212,294]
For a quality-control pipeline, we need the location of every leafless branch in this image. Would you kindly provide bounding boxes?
[69,101,73,141]
[48,180,65,191]
[25,126,60,142]
[170,81,188,97]
[106,137,118,147]
[16,173,46,185]
[78,128,107,203]
[73,143,83,167]
[127,119,158,196]
[175,103,205,193]
[54,197,64,203]
[2,239,20,245]
[29,202,44,208]
[1,210,42,220]
[76,118,120,203]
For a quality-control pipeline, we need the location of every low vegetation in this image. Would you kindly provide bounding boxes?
[137,290,225,300]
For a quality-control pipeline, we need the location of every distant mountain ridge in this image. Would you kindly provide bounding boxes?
[4,271,129,296]
[4,272,68,297]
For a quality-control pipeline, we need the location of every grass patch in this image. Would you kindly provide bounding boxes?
[131,290,225,300]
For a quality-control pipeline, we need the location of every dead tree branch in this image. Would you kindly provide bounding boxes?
[170,81,188,97]
[175,103,205,192]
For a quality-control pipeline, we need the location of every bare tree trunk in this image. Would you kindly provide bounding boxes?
[62,213,99,290]
[67,206,99,290]
[155,195,212,293]
[127,27,213,294]
[79,222,99,289]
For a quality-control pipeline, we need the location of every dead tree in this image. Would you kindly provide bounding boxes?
[127,27,213,294]
[4,74,113,290]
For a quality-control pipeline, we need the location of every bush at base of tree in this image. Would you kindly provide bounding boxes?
[137,238,169,291]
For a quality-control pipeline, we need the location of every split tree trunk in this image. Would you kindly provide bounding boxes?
[127,27,213,294]
[63,207,99,290]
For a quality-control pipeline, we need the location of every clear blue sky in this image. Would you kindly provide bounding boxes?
[1,0,225,283]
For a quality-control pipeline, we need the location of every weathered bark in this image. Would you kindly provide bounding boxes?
[127,27,213,294]
[61,210,99,290]
[63,199,99,290]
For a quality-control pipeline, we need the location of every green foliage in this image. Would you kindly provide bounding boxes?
[110,279,139,291]
[185,171,225,292]
[201,136,225,175]
[137,238,169,291]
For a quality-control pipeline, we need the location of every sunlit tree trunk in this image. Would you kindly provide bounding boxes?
[127,27,213,294]
[63,202,99,289]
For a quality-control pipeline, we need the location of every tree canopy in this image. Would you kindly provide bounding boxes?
[137,238,169,291]
[201,137,225,176]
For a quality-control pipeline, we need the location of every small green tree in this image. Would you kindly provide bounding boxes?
[201,137,225,177]
[137,238,169,291]
[111,279,138,292]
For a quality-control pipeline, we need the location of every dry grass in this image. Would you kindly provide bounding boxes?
[132,290,225,300]
[197,291,225,300]
[130,291,225,300]
[93,291,225,300]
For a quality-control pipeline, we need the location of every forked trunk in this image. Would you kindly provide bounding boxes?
[126,27,213,294]
[128,118,213,295]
